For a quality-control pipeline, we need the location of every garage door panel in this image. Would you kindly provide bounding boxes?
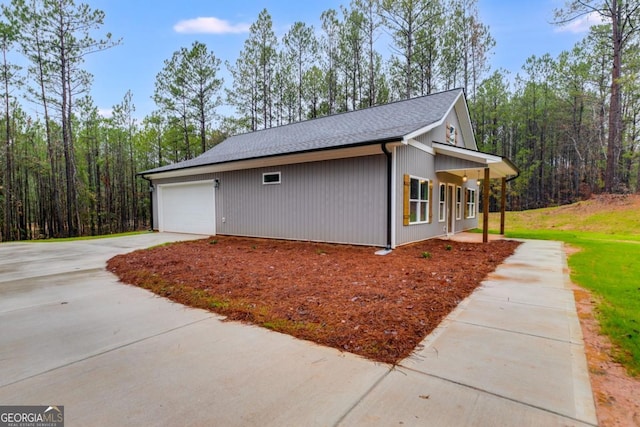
[158,182,215,235]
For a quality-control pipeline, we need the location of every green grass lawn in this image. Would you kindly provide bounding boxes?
[570,239,640,376]
[483,203,640,376]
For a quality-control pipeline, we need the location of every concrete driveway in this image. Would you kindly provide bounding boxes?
[0,233,596,426]
[0,233,388,426]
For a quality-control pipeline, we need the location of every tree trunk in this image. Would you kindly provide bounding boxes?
[34,34,63,236]
[605,0,622,193]
[183,111,191,159]
[200,96,206,154]
[2,44,14,241]
[59,15,77,237]
[406,18,413,99]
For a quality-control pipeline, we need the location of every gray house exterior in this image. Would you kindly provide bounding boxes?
[140,89,518,248]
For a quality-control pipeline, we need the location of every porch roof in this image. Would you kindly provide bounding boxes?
[433,142,519,180]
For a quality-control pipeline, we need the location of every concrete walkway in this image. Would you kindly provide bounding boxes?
[339,239,597,426]
[0,234,597,426]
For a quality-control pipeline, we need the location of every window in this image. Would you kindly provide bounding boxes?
[262,172,281,185]
[404,175,430,225]
[446,123,457,145]
[465,188,476,218]
[438,183,446,222]
[455,186,462,220]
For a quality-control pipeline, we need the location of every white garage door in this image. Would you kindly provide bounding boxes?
[158,181,215,235]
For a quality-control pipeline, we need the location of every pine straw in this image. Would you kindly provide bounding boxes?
[107,236,520,364]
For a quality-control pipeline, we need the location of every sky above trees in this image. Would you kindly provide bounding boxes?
[18,0,603,120]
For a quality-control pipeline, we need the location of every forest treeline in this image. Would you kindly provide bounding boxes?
[0,0,639,240]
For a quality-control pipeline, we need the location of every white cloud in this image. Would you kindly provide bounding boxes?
[98,108,113,118]
[556,11,607,34]
[173,17,250,34]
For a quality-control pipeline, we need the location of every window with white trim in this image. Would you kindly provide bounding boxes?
[409,176,430,224]
[438,183,446,222]
[455,186,462,220]
[466,188,476,218]
[262,172,281,185]
[446,123,457,145]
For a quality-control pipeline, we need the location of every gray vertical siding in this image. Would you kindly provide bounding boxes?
[394,144,479,246]
[150,144,482,247]
[395,144,443,245]
[435,155,485,172]
[152,155,387,246]
[219,155,387,246]
[414,132,431,145]
[434,155,483,233]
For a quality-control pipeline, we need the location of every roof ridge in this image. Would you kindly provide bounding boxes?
[224,88,464,139]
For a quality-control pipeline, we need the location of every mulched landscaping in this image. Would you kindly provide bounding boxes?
[107,236,520,364]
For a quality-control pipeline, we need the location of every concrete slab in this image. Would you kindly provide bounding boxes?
[487,266,567,287]
[0,232,205,283]
[477,281,578,310]
[0,313,389,427]
[0,270,212,386]
[453,296,583,344]
[402,320,593,422]
[338,367,594,427]
[0,270,105,314]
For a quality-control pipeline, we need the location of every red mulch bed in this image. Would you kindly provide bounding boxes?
[107,236,520,364]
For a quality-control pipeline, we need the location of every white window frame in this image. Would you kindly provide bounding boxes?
[455,186,462,220]
[262,171,281,185]
[438,183,446,222]
[409,176,430,225]
[447,123,457,145]
[466,188,476,219]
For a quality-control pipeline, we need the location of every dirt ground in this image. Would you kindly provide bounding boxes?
[573,281,640,426]
[107,236,519,364]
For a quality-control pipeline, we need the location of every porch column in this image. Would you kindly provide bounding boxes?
[500,177,506,235]
[483,167,490,243]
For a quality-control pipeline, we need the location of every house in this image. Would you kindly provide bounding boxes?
[139,88,518,249]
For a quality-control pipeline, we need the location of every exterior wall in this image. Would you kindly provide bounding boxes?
[432,108,466,147]
[414,132,431,145]
[394,144,479,247]
[152,155,388,246]
[434,155,483,233]
[149,115,484,248]
[435,155,485,172]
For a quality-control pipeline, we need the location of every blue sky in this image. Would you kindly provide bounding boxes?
[9,0,604,120]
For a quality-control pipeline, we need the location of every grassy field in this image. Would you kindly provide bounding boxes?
[483,194,640,376]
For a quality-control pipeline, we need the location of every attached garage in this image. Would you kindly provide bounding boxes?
[157,181,215,235]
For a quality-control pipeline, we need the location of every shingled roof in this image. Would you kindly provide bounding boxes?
[142,88,463,175]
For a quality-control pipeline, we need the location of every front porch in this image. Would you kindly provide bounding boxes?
[433,142,519,242]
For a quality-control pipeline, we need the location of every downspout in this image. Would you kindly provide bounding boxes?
[381,143,393,250]
[504,157,521,183]
[140,175,154,231]
[506,172,519,183]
